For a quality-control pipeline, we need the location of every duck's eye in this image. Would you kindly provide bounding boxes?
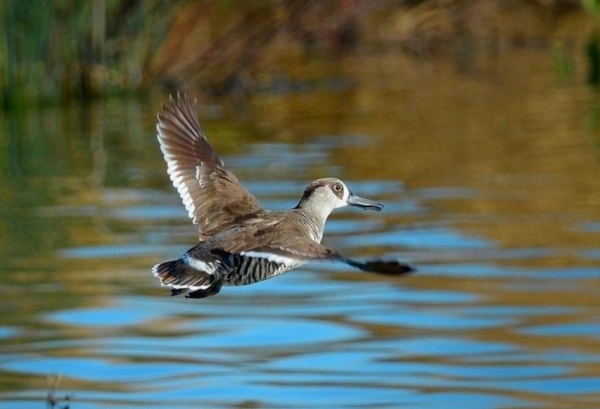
[333,183,343,192]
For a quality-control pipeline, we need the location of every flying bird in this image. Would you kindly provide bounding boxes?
[153,94,414,299]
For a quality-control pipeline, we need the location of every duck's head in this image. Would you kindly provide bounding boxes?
[296,177,383,213]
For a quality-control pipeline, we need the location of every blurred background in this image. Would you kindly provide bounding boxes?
[1,1,600,408]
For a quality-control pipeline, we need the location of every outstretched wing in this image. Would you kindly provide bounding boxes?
[157,94,263,239]
[240,236,415,276]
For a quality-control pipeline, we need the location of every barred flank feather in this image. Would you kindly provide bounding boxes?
[223,255,297,286]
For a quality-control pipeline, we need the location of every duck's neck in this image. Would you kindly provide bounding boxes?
[295,201,332,243]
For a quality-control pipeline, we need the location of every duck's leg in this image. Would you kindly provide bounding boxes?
[185,279,223,299]
[171,288,188,296]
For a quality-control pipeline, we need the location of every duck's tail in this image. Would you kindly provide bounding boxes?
[152,257,222,299]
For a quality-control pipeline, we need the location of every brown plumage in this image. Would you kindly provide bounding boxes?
[152,94,414,299]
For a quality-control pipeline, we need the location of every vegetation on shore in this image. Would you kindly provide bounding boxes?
[0,0,596,108]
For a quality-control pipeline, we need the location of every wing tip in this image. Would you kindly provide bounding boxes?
[346,258,416,276]
[157,93,198,123]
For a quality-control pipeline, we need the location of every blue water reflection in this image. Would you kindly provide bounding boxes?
[2,81,600,409]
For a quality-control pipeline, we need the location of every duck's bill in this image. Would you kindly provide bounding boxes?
[346,192,383,211]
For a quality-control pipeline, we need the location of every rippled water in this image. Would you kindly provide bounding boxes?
[1,48,600,409]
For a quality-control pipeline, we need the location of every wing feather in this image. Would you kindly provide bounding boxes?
[157,94,263,239]
[248,236,415,276]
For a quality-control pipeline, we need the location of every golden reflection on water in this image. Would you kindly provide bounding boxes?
[1,44,600,408]
[253,49,600,254]
[247,48,600,409]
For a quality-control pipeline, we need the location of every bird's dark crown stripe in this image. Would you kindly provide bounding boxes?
[296,180,334,206]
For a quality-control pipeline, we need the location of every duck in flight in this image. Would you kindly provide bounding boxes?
[152,94,414,299]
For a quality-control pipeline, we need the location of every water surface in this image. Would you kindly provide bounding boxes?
[1,47,600,409]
